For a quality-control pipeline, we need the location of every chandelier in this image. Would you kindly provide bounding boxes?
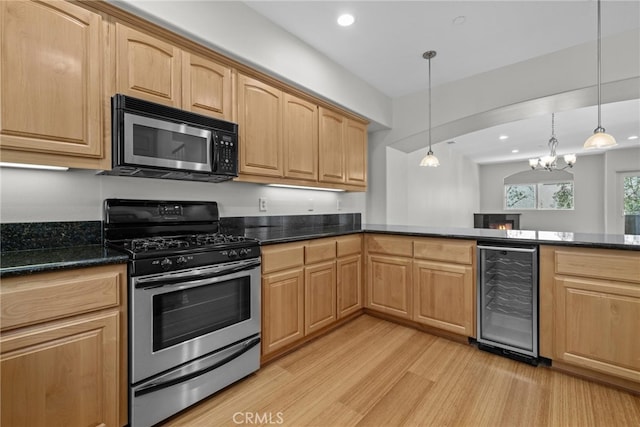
[528,113,576,171]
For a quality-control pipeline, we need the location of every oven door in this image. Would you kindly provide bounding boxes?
[130,258,260,383]
[123,112,213,173]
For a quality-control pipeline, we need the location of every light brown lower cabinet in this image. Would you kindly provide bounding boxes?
[540,246,640,387]
[261,235,362,360]
[364,234,476,338]
[366,254,413,319]
[262,268,305,355]
[0,264,128,427]
[337,254,362,318]
[412,260,474,336]
[304,261,337,334]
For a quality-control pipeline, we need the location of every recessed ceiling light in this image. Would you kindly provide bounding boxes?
[452,16,466,25]
[628,135,639,140]
[337,14,355,27]
[511,149,519,153]
[499,135,509,141]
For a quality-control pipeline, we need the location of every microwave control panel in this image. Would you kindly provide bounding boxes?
[215,132,238,175]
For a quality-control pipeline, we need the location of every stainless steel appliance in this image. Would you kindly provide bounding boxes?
[104,199,260,427]
[104,94,238,182]
[477,243,538,363]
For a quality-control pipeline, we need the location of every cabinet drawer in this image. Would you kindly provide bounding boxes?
[1,265,124,331]
[366,235,413,257]
[336,235,361,257]
[262,242,305,274]
[555,248,640,284]
[305,239,337,264]
[413,238,475,265]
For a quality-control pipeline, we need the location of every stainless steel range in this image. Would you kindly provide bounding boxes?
[104,199,261,427]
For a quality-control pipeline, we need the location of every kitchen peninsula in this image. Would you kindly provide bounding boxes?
[1,218,639,426]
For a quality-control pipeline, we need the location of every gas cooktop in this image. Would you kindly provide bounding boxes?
[103,199,260,276]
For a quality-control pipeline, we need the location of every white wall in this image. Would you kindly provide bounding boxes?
[406,145,479,228]
[480,147,640,234]
[377,144,479,228]
[385,147,408,225]
[0,168,366,223]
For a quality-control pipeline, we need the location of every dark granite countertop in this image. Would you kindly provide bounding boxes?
[0,245,129,278]
[2,218,638,278]
[255,223,640,251]
[363,224,640,251]
[248,225,362,245]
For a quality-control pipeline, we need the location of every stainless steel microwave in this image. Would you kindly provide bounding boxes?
[103,94,238,182]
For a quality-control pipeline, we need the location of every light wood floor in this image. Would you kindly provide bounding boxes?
[163,315,640,427]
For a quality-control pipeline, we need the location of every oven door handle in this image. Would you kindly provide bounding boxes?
[133,335,261,397]
[134,258,261,288]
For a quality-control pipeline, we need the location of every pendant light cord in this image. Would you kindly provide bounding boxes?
[428,55,432,151]
[597,0,602,129]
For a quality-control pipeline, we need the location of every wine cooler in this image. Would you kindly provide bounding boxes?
[477,243,538,362]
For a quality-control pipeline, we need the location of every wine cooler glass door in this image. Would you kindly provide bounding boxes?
[477,245,538,357]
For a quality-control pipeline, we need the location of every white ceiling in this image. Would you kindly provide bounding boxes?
[244,0,640,163]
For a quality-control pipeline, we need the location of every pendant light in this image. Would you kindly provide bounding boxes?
[584,0,617,149]
[528,113,576,171]
[420,50,440,167]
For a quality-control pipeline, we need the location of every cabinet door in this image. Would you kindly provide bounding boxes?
[1,311,119,427]
[366,255,412,319]
[283,93,318,181]
[0,0,103,160]
[182,52,233,121]
[318,107,345,183]
[337,255,362,319]
[345,119,367,187]
[237,74,283,177]
[115,23,181,107]
[305,261,337,334]
[413,260,475,336]
[262,269,304,355]
[555,276,640,382]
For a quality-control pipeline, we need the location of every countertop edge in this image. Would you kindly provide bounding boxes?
[360,229,640,251]
[0,247,129,279]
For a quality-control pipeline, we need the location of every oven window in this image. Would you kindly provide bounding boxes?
[133,124,207,164]
[152,277,250,351]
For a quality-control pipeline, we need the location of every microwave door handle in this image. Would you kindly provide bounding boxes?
[133,336,261,397]
[212,132,220,172]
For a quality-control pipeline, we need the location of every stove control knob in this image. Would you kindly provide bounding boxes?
[160,258,173,270]
[176,256,187,265]
[239,248,249,258]
[228,250,238,259]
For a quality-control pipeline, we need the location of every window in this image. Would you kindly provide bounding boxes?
[505,182,574,210]
[623,175,640,234]
[539,182,574,209]
[505,185,536,209]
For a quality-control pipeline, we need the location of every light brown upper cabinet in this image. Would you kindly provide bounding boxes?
[0,0,107,169]
[182,52,233,120]
[237,74,284,177]
[318,107,346,184]
[345,119,367,187]
[283,93,318,182]
[318,108,368,189]
[115,23,182,108]
[115,23,233,121]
